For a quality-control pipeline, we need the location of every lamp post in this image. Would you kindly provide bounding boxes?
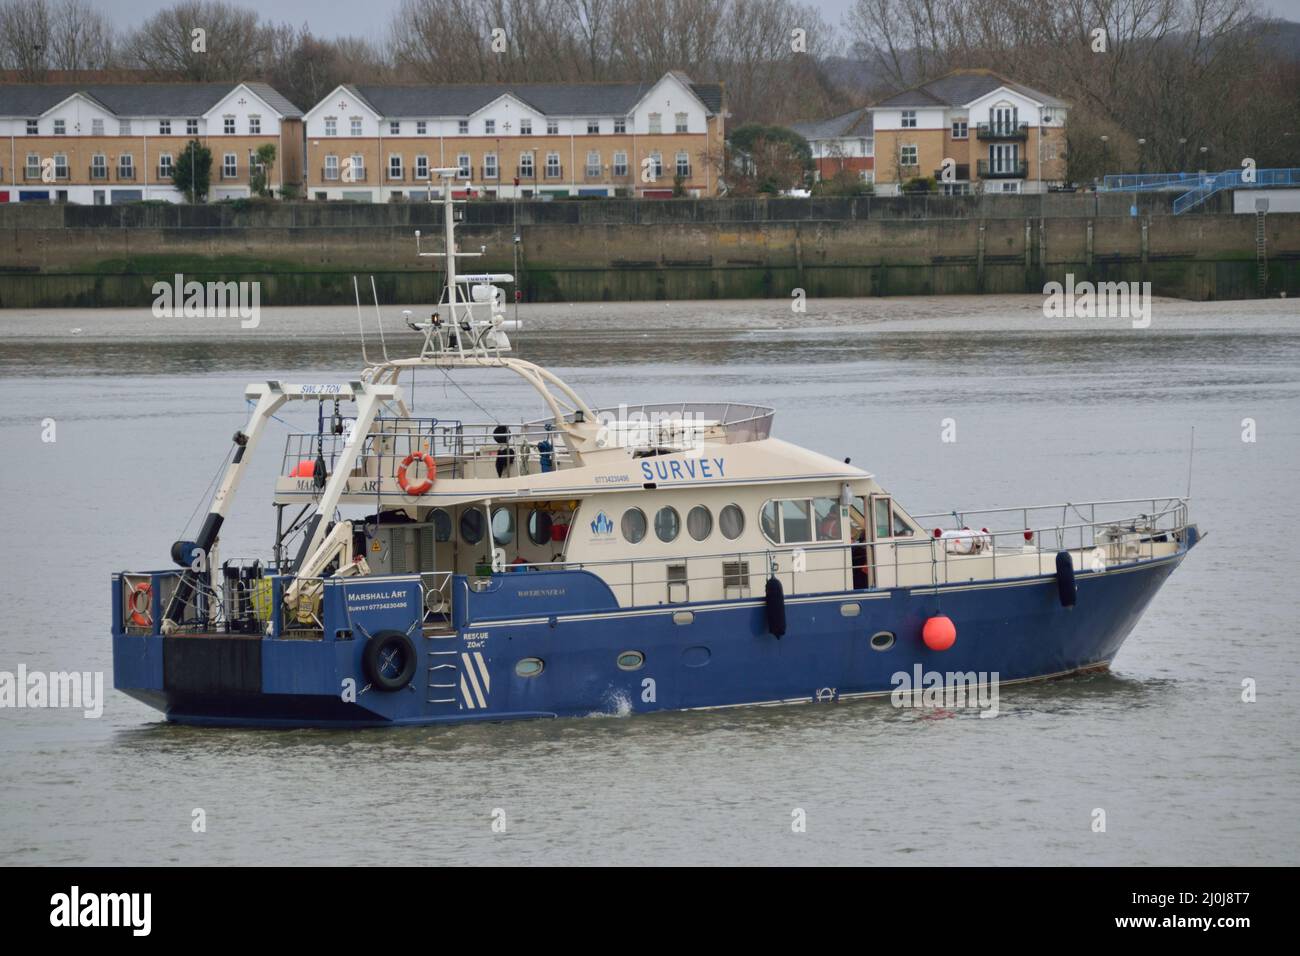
[1137,137,1146,176]
[1199,145,1209,175]
[1099,135,1109,188]
[1179,137,1188,174]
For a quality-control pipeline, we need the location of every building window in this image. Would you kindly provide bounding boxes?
[484,119,495,134]
[91,154,106,179]
[614,118,626,134]
[482,153,497,178]
[415,155,429,179]
[187,118,198,135]
[458,119,469,135]
[585,150,600,177]
[118,154,134,179]
[519,152,534,177]
[223,116,235,134]
[649,151,663,179]
[545,151,561,178]
[587,119,599,134]
[648,112,661,134]
[389,154,402,180]
[324,155,339,180]
[520,118,532,135]
[900,144,918,167]
[350,117,362,136]
[613,151,628,177]
[675,112,687,133]
[53,154,67,178]
[249,116,261,134]
[25,153,39,177]
[349,155,365,180]
[389,120,400,135]
[158,119,171,135]
[119,120,132,135]
[546,120,558,135]
[416,121,427,135]
[158,154,173,178]
[53,119,65,135]
[457,154,470,178]
[951,120,967,139]
[26,120,37,135]
[223,153,237,178]
[901,110,917,128]
[92,119,104,135]
[675,151,690,178]
[324,117,337,136]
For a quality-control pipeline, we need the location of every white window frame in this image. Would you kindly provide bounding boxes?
[457,153,470,178]
[222,153,237,178]
[545,151,561,178]
[415,155,429,180]
[350,117,363,137]
[53,119,66,135]
[484,153,498,179]
[389,120,400,135]
[53,153,68,178]
[458,119,469,135]
[416,121,427,135]
[900,144,918,167]
[587,119,599,134]
[118,153,134,178]
[324,155,339,180]
[674,112,687,134]
[520,118,532,135]
[159,119,171,135]
[519,153,534,177]
[951,120,968,139]
[675,151,690,178]
[585,150,601,177]
[901,110,917,128]
[388,154,403,180]
[119,120,132,135]
[25,120,37,135]
[223,116,235,134]
[91,154,107,179]
[484,119,495,134]
[92,119,104,136]
[546,120,558,135]
[648,113,662,134]
[25,153,40,177]
[613,151,628,176]
[614,118,626,134]
[324,117,337,137]
[187,118,198,136]
[249,116,261,135]
[158,153,173,178]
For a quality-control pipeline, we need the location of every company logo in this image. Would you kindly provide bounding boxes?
[590,511,614,535]
[50,886,151,936]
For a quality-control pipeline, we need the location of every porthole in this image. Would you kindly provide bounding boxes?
[527,509,553,546]
[687,505,712,541]
[621,507,647,543]
[617,650,645,671]
[869,630,896,651]
[720,503,745,540]
[491,507,515,546]
[430,508,452,542]
[515,657,545,677]
[460,509,485,545]
[655,506,680,543]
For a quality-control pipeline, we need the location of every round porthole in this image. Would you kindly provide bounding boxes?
[654,506,680,543]
[460,509,485,545]
[621,507,647,543]
[430,508,453,542]
[719,503,745,540]
[515,657,545,677]
[527,509,553,545]
[616,650,645,671]
[687,505,712,541]
[492,507,515,546]
[869,630,896,651]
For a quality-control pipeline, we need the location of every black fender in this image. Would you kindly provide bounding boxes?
[362,630,417,691]
[765,576,787,638]
[1055,551,1077,608]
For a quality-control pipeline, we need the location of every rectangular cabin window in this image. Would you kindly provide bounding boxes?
[873,498,892,539]
[723,560,750,598]
[813,497,842,541]
[781,500,812,544]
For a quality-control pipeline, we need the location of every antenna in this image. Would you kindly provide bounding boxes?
[1185,425,1195,499]
[353,276,371,365]
[370,275,390,363]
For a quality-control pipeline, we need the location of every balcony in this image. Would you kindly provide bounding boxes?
[515,166,535,179]
[976,122,1029,141]
[219,170,241,181]
[322,167,366,183]
[157,167,173,179]
[977,159,1028,179]
[480,165,499,180]
[387,169,405,182]
[116,168,136,181]
[321,167,340,181]
[933,164,970,181]
[543,165,563,180]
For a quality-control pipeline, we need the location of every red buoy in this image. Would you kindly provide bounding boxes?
[922,615,957,651]
[290,459,315,477]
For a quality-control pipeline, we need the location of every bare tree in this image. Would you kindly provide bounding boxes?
[0,0,53,79]
[120,1,270,80]
[48,0,115,71]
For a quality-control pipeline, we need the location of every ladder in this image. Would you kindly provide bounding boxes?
[1256,210,1268,296]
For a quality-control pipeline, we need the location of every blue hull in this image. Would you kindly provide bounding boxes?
[112,543,1191,728]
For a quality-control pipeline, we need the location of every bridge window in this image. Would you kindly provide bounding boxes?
[720,503,744,539]
[687,505,712,541]
[654,507,681,543]
[781,499,811,543]
[761,496,843,545]
[814,497,842,541]
[621,507,647,543]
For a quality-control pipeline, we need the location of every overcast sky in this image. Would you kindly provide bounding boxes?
[97,0,1300,47]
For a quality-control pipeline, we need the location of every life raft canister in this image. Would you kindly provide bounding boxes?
[127,581,152,627]
[397,451,437,496]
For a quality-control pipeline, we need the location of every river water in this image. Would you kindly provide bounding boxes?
[1,294,1297,865]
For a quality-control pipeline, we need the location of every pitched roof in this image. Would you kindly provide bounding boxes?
[341,77,722,118]
[0,82,302,118]
[790,107,873,142]
[874,69,1067,109]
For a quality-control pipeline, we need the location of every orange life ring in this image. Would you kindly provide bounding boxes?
[128,581,152,627]
[397,452,437,496]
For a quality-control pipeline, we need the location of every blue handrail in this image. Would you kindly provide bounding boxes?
[1101,168,1299,214]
